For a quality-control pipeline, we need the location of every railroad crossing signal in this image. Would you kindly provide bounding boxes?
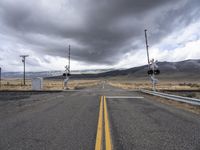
[63,45,71,89]
[147,59,160,75]
[144,29,161,91]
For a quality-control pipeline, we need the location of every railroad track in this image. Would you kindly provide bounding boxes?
[141,89,200,106]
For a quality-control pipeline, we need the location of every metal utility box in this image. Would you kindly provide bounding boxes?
[32,77,43,90]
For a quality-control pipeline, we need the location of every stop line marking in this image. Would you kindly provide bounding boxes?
[106,96,144,99]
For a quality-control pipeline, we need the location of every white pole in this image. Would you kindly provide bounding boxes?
[144,29,150,69]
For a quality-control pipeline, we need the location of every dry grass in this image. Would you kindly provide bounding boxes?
[108,80,200,91]
[1,78,200,92]
[43,79,99,90]
[0,79,100,91]
[0,79,32,90]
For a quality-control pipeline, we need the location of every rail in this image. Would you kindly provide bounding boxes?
[141,89,200,106]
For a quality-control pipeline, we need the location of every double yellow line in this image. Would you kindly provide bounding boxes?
[95,96,112,150]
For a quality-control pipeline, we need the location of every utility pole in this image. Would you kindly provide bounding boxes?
[144,29,150,69]
[20,55,29,85]
[68,45,71,74]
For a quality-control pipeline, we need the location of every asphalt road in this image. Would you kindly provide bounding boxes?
[0,83,200,150]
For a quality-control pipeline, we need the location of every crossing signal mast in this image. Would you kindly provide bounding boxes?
[144,29,160,91]
[63,45,71,89]
[145,29,150,69]
[20,55,29,86]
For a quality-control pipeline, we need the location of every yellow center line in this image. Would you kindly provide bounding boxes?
[104,96,113,150]
[95,96,112,150]
[95,96,103,150]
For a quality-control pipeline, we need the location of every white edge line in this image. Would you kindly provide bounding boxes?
[106,96,144,99]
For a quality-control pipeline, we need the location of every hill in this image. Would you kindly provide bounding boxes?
[47,59,200,81]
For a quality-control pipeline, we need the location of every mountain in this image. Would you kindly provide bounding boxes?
[46,59,200,81]
[1,71,63,79]
[1,69,114,79]
[2,59,200,81]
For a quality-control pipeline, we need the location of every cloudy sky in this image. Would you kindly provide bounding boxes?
[0,0,200,72]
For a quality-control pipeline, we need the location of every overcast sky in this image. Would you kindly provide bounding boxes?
[0,0,200,72]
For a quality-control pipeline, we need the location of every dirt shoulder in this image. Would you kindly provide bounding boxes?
[141,92,200,115]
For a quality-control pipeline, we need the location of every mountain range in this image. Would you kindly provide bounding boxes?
[2,59,200,81]
[48,59,200,81]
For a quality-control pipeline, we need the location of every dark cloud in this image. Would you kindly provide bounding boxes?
[0,0,199,66]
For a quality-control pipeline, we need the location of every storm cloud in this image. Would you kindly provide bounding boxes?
[0,0,200,71]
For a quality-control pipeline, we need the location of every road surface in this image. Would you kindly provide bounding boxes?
[0,83,200,150]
